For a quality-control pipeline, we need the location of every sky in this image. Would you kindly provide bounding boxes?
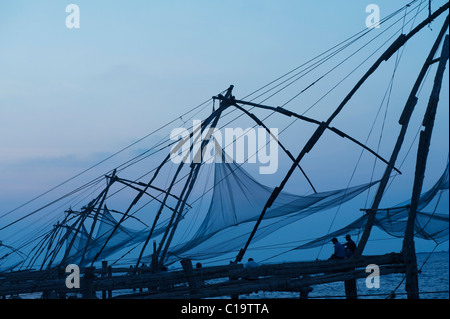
[0,1,449,267]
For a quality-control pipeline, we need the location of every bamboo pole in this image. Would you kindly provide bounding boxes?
[355,15,450,256]
[81,171,116,265]
[81,267,96,299]
[92,152,172,266]
[159,100,229,265]
[402,35,449,299]
[231,103,317,193]
[135,87,233,268]
[220,97,401,174]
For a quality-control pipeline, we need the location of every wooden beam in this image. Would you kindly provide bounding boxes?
[181,259,203,294]
[220,96,401,174]
[231,103,318,193]
[403,34,449,299]
[81,171,116,265]
[112,264,405,299]
[0,253,403,297]
[159,94,230,265]
[355,15,450,256]
[81,267,96,299]
[136,87,234,268]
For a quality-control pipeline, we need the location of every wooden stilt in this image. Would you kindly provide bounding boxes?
[159,88,234,265]
[404,242,420,299]
[81,267,96,299]
[151,240,158,273]
[181,259,203,295]
[57,265,66,299]
[102,261,108,299]
[107,265,112,298]
[344,278,357,299]
[299,276,313,299]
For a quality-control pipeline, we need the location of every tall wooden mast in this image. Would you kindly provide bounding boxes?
[355,15,449,256]
[402,34,449,299]
[157,85,235,267]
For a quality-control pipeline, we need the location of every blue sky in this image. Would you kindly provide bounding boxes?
[0,1,448,265]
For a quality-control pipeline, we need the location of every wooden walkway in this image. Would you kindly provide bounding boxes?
[0,253,405,299]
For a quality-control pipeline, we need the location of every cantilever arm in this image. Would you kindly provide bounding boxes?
[115,177,192,207]
[213,96,402,175]
[115,178,183,214]
[232,103,318,193]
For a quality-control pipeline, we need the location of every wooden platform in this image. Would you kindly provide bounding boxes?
[0,253,405,299]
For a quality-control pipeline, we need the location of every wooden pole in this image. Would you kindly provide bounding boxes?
[230,102,317,193]
[93,152,172,266]
[59,185,109,268]
[101,260,108,299]
[344,278,357,299]
[403,35,449,299]
[221,97,401,174]
[299,287,313,299]
[36,224,62,270]
[355,15,450,256]
[81,267,96,299]
[180,259,203,295]
[299,275,313,299]
[107,265,112,298]
[151,240,158,273]
[82,171,116,265]
[159,87,233,265]
[58,265,66,299]
[135,88,232,268]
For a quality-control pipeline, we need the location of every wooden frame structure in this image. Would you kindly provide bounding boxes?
[1,253,404,299]
[0,2,448,300]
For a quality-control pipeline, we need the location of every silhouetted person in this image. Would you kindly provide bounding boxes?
[245,258,259,268]
[127,265,135,276]
[329,238,345,259]
[196,262,202,269]
[344,234,357,257]
[244,258,259,281]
